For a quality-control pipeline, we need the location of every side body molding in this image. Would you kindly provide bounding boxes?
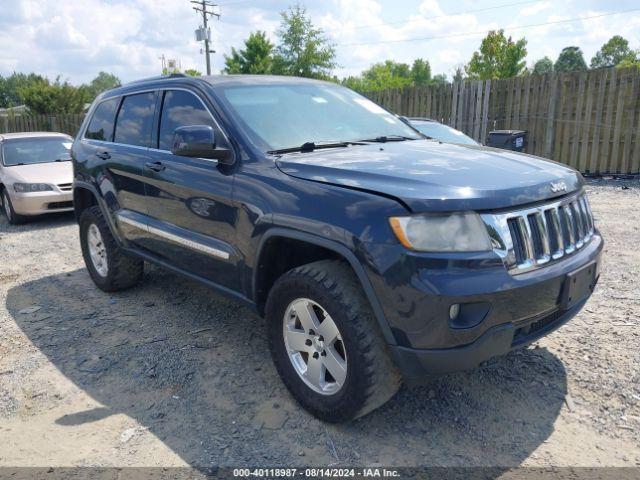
[116,209,234,261]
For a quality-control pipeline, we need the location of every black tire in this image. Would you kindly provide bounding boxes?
[266,260,401,423]
[79,206,143,292]
[2,189,28,225]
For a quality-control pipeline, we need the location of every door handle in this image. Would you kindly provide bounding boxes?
[95,151,111,160]
[145,161,166,172]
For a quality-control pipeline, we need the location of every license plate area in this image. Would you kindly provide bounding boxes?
[561,261,598,310]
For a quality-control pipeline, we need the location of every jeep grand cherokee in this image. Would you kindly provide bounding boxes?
[71,74,602,422]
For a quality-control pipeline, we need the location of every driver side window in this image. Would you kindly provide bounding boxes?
[158,90,218,151]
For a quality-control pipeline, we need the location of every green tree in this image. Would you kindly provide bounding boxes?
[342,61,411,92]
[616,57,640,69]
[432,73,447,85]
[341,76,368,92]
[465,30,527,79]
[452,65,465,83]
[410,58,432,86]
[184,69,202,77]
[20,77,90,114]
[554,46,587,73]
[532,57,553,75]
[223,31,274,74]
[591,35,638,69]
[0,72,47,108]
[341,59,442,92]
[366,61,412,89]
[272,4,336,78]
[85,71,121,99]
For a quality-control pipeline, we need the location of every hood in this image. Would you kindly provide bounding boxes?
[2,161,73,186]
[275,140,583,212]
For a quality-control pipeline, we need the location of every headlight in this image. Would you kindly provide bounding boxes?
[13,183,54,193]
[389,212,492,252]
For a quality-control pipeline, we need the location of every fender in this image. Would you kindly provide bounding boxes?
[72,180,123,247]
[255,227,397,346]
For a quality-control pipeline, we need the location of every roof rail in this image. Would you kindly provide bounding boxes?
[123,73,189,86]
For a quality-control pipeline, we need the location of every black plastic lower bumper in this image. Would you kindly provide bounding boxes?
[389,299,587,384]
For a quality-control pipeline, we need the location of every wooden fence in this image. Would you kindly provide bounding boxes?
[1,68,639,174]
[367,67,640,175]
[0,114,85,137]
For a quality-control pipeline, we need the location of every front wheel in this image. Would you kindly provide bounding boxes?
[266,260,401,422]
[2,189,28,225]
[79,206,143,292]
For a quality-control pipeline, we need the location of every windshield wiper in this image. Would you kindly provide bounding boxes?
[267,141,362,155]
[358,135,417,143]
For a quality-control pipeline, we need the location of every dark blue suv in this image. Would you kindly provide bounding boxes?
[72,74,603,422]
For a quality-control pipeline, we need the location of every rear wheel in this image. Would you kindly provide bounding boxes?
[79,206,143,292]
[266,260,401,422]
[2,189,28,225]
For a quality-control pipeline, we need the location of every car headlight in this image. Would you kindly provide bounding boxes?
[13,183,54,193]
[389,212,492,252]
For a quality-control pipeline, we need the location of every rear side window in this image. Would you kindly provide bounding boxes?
[158,90,217,150]
[85,98,119,141]
[114,92,156,147]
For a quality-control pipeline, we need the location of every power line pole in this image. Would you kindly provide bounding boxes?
[191,0,220,75]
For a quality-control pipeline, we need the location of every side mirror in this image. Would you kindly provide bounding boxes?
[171,125,233,164]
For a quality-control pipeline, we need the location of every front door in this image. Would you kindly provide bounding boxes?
[142,89,239,291]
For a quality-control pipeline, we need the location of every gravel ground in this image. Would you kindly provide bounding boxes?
[0,179,638,469]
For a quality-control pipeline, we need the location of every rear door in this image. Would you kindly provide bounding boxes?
[106,91,158,245]
[142,89,239,291]
[76,94,155,246]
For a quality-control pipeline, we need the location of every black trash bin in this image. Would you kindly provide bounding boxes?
[486,130,527,152]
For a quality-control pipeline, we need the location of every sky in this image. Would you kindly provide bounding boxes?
[0,0,639,84]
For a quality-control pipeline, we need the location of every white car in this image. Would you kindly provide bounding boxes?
[407,117,479,146]
[0,132,74,224]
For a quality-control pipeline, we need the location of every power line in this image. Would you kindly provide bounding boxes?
[337,8,640,47]
[212,0,543,33]
[216,0,258,6]
[324,0,543,34]
[191,0,220,75]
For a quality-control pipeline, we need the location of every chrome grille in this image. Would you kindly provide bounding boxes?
[482,192,595,274]
[57,183,72,192]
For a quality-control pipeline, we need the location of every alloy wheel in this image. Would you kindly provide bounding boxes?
[283,298,348,395]
[87,223,108,277]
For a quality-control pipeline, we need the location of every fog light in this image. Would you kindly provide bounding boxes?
[449,304,460,321]
[448,302,491,329]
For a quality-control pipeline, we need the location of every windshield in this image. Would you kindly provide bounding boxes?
[218,83,422,152]
[412,121,478,146]
[2,137,72,166]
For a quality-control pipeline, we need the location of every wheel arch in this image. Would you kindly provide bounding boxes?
[254,228,397,345]
[73,181,121,245]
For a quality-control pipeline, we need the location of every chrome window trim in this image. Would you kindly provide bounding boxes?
[81,139,220,166]
[117,212,230,261]
[481,191,595,275]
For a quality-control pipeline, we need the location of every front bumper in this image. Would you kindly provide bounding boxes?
[10,190,73,215]
[362,232,603,379]
[390,299,587,383]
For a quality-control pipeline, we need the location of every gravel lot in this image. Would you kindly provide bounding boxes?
[0,179,639,469]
